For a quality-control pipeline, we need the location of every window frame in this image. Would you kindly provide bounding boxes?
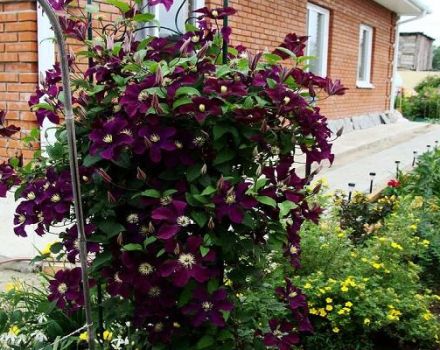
[357,24,374,89]
[141,0,205,38]
[306,2,330,77]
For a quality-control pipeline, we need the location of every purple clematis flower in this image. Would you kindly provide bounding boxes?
[147,0,173,11]
[234,107,266,124]
[119,252,160,293]
[0,162,20,198]
[275,279,307,311]
[195,6,236,19]
[0,111,20,138]
[181,287,233,327]
[263,319,301,350]
[102,264,132,298]
[120,76,157,117]
[48,267,85,312]
[135,123,177,162]
[273,33,308,59]
[151,200,190,239]
[89,117,134,160]
[159,235,214,287]
[213,181,257,224]
[62,224,100,263]
[203,78,247,98]
[178,96,222,123]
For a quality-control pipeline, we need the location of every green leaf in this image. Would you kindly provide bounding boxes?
[207,278,218,293]
[136,189,161,198]
[50,242,64,254]
[163,189,178,196]
[274,46,297,58]
[106,0,130,13]
[175,86,201,97]
[216,65,232,78]
[266,78,278,89]
[278,200,297,218]
[144,236,157,248]
[133,13,155,22]
[213,148,235,166]
[256,195,277,208]
[92,251,112,270]
[263,53,282,64]
[123,243,143,251]
[186,164,202,182]
[201,186,217,196]
[200,246,210,257]
[192,211,208,227]
[99,221,125,238]
[83,154,102,167]
[197,335,214,349]
[173,96,192,109]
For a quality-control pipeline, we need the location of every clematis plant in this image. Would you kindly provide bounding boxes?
[0,0,347,348]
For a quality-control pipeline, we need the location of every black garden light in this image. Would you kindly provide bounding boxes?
[412,151,418,167]
[395,160,400,178]
[369,172,376,194]
[348,182,356,202]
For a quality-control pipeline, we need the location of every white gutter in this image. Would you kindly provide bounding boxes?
[390,9,429,111]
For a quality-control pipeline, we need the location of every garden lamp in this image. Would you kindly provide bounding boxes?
[348,183,355,202]
[369,172,376,194]
[412,151,418,167]
[395,160,400,177]
[34,0,95,347]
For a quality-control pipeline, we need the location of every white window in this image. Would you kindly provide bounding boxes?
[306,3,330,76]
[140,0,204,37]
[357,24,374,88]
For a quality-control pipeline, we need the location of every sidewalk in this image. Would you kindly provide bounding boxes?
[318,121,440,192]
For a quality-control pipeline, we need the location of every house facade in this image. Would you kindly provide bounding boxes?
[0,0,429,161]
[398,32,434,71]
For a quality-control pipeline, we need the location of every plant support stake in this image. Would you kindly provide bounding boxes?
[35,0,95,348]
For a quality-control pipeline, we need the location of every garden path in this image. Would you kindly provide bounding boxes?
[317,121,440,193]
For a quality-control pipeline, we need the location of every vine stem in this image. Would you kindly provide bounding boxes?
[36,0,96,348]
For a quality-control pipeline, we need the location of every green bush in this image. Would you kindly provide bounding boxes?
[294,193,440,350]
[398,76,440,120]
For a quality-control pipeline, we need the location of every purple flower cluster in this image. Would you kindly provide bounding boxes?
[0,162,20,198]
[0,110,20,138]
[19,2,349,347]
[14,167,77,237]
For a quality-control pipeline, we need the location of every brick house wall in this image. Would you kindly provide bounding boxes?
[207,0,398,120]
[0,0,39,161]
[0,0,397,161]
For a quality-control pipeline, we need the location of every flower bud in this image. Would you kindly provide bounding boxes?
[96,168,112,183]
[107,191,117,204]
[200,163,208,175]
[117,232,124,246]
[217,175,225,190]
[136,167,147,181]
[208,217,215,230]
[256,163,262,176]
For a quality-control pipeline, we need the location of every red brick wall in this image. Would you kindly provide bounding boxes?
[0,0,39,161]
[208,0,397,120]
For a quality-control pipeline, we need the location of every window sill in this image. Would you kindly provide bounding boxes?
[356,81,375,89]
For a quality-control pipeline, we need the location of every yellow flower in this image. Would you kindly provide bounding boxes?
[387,307,402,321]
[345,301,353,308]
[364,318,371,326]
[9,325,20,336]
[41,242,55,255]
[309,308,318,315]
[79,332,88,342]
[340,286,349,292]
[409,224,418,231]
[410,196,424,209]
[332,327,340,333]
[390,242,403,250]
[372,262,383,270]
[325,297,333,303]
[304,283,313,289]
[318,308,327,317]
[224,278,233,286]
[103,330,113,341]
[326,305,333,311]
[4,281,21,292]
[422,239,430,247]
[423,312,433,321]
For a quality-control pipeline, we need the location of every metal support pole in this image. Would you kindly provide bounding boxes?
[395,160,400,178]
[35,1,95,348]
[222,0,229,64]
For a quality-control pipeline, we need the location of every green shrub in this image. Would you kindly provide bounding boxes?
[293,193,440,350]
